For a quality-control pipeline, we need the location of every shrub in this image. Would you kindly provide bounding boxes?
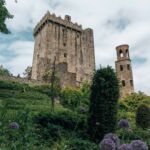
[120,92,150,112]
[0,65,11,76]
[117,127,150,148]
[88,66,119,140]
[67,138,98,150]
[36,123,65,142]
[34,111,87,131]
[80,81,91,105]
[136,104,150,129]
[60,88,83,110]
[0,80,29,91]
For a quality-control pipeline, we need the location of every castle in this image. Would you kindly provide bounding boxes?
[31,11,95,88]
[31,11,134,97]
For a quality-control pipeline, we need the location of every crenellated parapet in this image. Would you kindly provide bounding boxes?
[34,11,83,36]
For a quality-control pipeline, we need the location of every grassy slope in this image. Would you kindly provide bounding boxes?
[0,80,150,149]
[0,80,98,150]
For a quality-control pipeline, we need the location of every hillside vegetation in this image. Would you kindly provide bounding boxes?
[0,75,150,149]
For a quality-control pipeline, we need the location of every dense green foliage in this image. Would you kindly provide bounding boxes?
[60,82,90,111]
[60,88,82,110]
[136,104,150,129]
[0,0,13,34]
[0,65,11,76]
[35,111,87,131]
[88,66,119,141]
[119,92,150,112]
[0,76,150,149]
[118,92,150,124]
[0,80,98,149]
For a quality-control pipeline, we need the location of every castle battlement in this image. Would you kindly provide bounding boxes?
[34,11,83,36]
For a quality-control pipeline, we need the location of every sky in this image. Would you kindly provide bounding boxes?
[0,0,150,94]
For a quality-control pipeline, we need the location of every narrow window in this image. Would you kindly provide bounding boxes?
[127,64,130,70]
[64,53,67,58]
[80,50,83,64]
[130,80,133,86]
[122,80,126,87]
[120,65,123,71]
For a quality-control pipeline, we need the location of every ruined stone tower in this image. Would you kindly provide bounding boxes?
[31,11,95,87]
[115,44,134,98]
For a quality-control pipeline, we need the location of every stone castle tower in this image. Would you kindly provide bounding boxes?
[31,11,95,87]
[115,44,134,98]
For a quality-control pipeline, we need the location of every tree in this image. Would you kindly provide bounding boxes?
[136,104,150,129]
[42,57,60,112]
[0,65,11,76]
[0,0,13,34]
[88,66,119,141]
[23,66,32,79]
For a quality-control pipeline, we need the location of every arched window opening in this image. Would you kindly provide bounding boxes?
[122,80,126,87]
[126,49,129,57]
[119,50,123,58]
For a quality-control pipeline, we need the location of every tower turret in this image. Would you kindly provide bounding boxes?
[115,44,134,98]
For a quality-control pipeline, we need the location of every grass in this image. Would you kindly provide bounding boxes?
[0,80,150,149]
[0,80,98,150]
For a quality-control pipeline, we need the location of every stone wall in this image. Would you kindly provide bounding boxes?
[0,75,44,85]
[31,11,95,88]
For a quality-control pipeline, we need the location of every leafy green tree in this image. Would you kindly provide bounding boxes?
[88,66,119,141]
[0,65,11,76]
[0,0,13,34]
[120,92,150,112]
[23,66,32,79]
[136,104,150,129]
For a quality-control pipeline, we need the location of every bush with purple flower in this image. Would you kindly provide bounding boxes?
[100,138,116,150]
[104,133,120,148]
[9,122,19,130]
[130,140,148,150]
[118,119,130,129]
[118,144,132,150]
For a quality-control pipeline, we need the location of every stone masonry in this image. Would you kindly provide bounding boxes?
[115,44,134,98]
[31,11,95,88]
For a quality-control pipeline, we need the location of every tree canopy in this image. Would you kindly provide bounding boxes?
[0,0,13,34]
[0,65,11,76]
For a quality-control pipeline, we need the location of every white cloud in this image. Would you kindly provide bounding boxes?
[6,40,34,75]
[6,55,33,76]
[8,41,34,55]
[2,0,150,94]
